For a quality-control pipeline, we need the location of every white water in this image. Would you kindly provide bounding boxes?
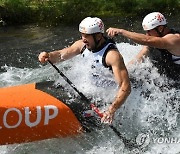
[0,42,180,154]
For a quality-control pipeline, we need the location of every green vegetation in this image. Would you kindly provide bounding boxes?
[0,0,179,26]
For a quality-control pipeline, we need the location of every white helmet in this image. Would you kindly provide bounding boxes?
[142,12,167,31]
[79,17,104,34]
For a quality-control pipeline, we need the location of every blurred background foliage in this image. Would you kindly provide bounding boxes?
[0,0,179,26]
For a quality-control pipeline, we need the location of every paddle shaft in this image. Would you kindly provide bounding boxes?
[90,104,137,148]
[48,60,89,102]
[48,60,135,147]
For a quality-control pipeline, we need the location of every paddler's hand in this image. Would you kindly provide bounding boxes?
[38,52,49,63]
[101,107,116,124]
[106,27,122,38]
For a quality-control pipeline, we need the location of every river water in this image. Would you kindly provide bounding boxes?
[0,16,180,154]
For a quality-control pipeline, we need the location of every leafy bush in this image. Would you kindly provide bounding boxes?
[0,0,179,26]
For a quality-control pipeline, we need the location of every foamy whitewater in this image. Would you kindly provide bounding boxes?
[0,42,180,154]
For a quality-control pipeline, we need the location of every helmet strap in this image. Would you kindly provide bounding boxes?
[92,34,98,49]
[92,33,103,51]
[154,26,166,37]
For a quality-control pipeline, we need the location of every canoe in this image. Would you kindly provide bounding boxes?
[0,81,101,145]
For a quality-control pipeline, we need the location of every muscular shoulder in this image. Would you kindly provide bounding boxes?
[150,33,180,52]
[163,33,180,40]
[105,49,124,67]
[163,33,180,52]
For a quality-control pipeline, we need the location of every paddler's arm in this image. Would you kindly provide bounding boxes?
[101,50,131,124]
[107,28,180,56]
[127,45,150,66]
[38,40,84,64]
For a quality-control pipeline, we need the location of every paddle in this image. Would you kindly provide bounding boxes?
[48,60,136,147]
[48,60,89,102]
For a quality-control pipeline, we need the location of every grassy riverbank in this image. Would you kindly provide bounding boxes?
[0,0,179,26]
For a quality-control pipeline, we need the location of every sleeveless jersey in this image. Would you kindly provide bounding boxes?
[151,29,180,80]
[80,37,118,87]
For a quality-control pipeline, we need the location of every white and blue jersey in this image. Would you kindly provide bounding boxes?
[81,38,118,87]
